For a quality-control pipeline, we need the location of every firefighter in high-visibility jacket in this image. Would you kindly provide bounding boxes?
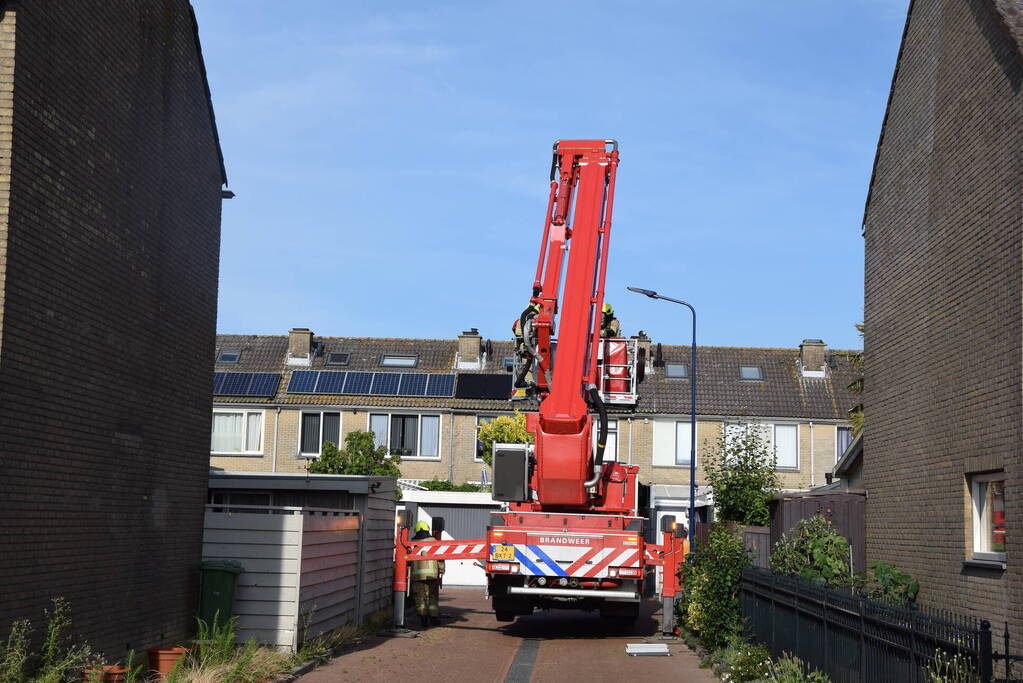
[410,521,444,628]
[600,302,621,338]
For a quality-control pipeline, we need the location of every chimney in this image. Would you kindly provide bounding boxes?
[799,338,827,376]
[457,328,483,369]
[288,328,313,366]
[632,331,652,371]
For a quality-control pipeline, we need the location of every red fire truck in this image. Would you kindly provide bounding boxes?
[393,140,688,630]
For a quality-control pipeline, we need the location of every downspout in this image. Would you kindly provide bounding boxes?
[272,407,281,472]
[447,413,455,482]
[809,422,815,487]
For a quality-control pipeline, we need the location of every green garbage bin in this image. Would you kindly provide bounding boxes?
[198,560,244,628]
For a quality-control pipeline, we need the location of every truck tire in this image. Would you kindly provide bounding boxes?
[495,611,516,622]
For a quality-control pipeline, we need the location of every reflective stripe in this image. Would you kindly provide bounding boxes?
[411,559,439,579]
[528,546,569,577]
[513,548,544,576]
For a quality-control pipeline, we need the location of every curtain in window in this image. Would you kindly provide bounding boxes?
[675,420,693,465]
[323,412,341,448]
[774,424,798,469]
[245,412,262,451]
[370,414,388,449]
[837,427,853,458]
[301,413,321,454]
[421,416,440,457]
[212,412,243,452]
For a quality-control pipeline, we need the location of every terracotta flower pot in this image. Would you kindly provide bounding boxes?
[82,665,128,683]
[148,646,189,678]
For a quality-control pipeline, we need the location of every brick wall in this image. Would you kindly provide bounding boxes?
[863,0,1023,637]
[0,0,223,656]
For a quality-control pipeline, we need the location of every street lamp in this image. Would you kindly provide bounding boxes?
[627,286,697,549]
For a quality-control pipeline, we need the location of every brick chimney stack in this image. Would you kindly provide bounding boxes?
[288,328,313,366]
[457,328,483,369]
[799,338,827,375]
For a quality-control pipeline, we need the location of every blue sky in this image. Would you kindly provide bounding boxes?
[194,1,908,351]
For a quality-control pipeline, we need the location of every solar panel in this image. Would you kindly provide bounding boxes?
[425,373,455,397]
[248,373,281,397]
[220,373,252,395]
[314,371,347,394]
[288,371,319,393]
[344,372,373,395]
[370,373,400,395]
[398,373,428,396]
[212,372,227,395]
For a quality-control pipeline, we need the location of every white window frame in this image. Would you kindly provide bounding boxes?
[380,354,418,368]
[591,419,619,462]
[366,412,443,460]
[298,410,342,458]
[474,415,497,462]
[653,418,696,468]
[836,426,854,463]
[970,472,1007,562]
[211,409,264,455]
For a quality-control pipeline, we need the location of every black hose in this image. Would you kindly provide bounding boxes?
[514,304,538,389]
[588,385,609,472]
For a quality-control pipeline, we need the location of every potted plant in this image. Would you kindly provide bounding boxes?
[81,665,129,683]
[147,646,189,678]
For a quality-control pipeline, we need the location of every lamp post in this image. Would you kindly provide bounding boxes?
[627,286,697,548]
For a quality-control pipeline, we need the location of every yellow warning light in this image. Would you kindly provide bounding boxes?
[493,531,504,537]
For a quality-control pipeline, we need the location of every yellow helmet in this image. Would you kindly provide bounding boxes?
[602,303,614,316]
[414,521,431,533]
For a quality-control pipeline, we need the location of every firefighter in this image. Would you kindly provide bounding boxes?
[600,302,621,338]
[409,521,444,628]
[512,302,541,399]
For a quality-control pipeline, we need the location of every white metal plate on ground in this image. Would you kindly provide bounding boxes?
[626,643,670,656]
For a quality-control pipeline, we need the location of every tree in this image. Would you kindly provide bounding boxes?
[703,423,780,527]
[307,430,402,480]
[476,413,533,467]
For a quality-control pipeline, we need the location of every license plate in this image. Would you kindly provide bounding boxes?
[491,545,515,561]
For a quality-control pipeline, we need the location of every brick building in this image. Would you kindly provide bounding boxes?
[863,0,1023,637]
[0,2,225,655]
[211,328,858,495]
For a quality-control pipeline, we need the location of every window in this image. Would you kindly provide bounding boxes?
[300,411,341,456]
[836,426,854,461]
[211,410,263,454]
[380,354,417,368]
[502,357,515,371]
[591,419,619,462]
[739,365,763,380]
[774,424,799,470]
[326,352,350,366]
[217,349,240,364]
[970,473,1007,561]
[653,419,694,466]
[475,416,495,461]
[665,363,688,379]
[368,413,441,459]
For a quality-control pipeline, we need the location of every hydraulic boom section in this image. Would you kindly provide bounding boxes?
[518,139,620,508]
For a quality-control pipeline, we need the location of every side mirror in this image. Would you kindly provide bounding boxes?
[675,524,687,539]
[660,515,676,534]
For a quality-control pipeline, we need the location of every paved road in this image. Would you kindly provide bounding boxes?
[299,589,715,683]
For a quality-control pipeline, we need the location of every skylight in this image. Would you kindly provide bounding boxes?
[326,352,350,366]
[380,354,418,368]
[217,349,240,364]
[740,365,763,380]
[502,356,515,371]
[665,363,688,379]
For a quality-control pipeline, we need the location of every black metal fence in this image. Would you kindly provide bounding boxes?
[740,567,994,682]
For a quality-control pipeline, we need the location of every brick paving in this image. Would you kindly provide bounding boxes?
[298,589,715,683]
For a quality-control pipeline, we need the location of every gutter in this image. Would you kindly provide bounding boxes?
[272,406,281,472]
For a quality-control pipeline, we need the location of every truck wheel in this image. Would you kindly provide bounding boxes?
[496,611,516,622]
[600,602,639,621]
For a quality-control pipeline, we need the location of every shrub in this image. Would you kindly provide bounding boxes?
[681,525,752,649]
[925,649,979,683]
[476,413,532,467]
[769,515,851,587]
[0,598,95,683]
[704,423,780,526]
[711,635,772,682]
[864,561,919,605]
[418,480,487,492]
[768,653,831,682]
[307,431,402,480]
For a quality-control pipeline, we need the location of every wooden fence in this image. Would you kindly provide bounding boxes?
[693,522,771,568]
[202,505,379,649]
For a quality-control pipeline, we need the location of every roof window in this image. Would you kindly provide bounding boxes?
[326,352,350,366]
[380,354,418,368]
[217,349,241,364]
[739,365,763,381]
[502,356,515,371]
[665,363,688,379]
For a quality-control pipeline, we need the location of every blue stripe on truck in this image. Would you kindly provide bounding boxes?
[513,547,544,575]
[527,545,569,576]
